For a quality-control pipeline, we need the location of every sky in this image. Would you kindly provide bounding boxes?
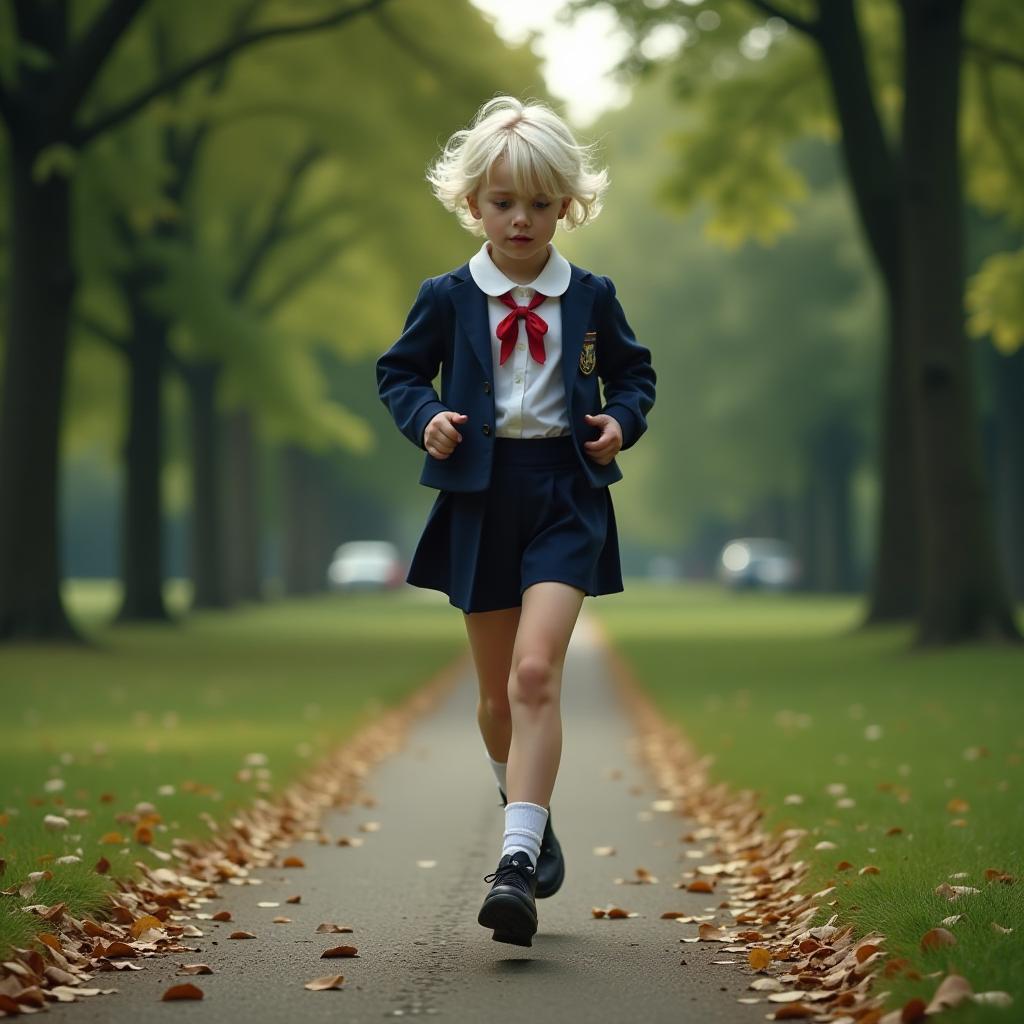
[467,0,634,126]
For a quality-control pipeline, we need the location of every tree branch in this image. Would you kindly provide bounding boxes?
[76,312,130,355]
[50,0,149,128]
[72,0,389,146]
[965,38,1024,73]
[253,235,349,317]
[230,142,325,301]
[745,0,820,39]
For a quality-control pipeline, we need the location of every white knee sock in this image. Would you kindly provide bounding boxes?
[486,752,507,796]
[502,801,548,865]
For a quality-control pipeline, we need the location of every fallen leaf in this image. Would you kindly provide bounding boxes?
[972,991,1013,1007]
[698,923,730,942]
[768,992,810,1003]
[305,975,345,991]
[748,947,771,970]
[359,822,381,832]
[272,916,291,924]
[945,797,969,814]
[991,922,1013,934]
[256,901,280,908]
[316,923,354,934]
[687,878,715,894]
[162,983,203,1001]
[920,927,956,951]
[99,832,123,845]
[771,1001,815,1019]
[285,895,302,904]
[211,910,232,922]
[859,865,881,875]
[416,860,437,868]
[228,930,256,939]
[900,997,926,1022]
[282,856,305,868]
[751,978,784,992]
[593,846,616,857]
[925,974,973,1013]
[177,964,213,975]
[321,945,359,958]
[130,915,163,939]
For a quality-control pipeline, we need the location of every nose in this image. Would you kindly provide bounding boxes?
[511,203,530,226]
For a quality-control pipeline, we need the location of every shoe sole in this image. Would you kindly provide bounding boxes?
[478,892,537,947]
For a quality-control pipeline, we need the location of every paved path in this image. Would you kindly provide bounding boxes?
[70,614,765,1023]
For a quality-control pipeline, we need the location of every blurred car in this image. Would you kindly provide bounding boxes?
[327,540,403,591]
[717,537,799,590]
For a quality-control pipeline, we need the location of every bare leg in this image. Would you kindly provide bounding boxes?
[463,606,521,762]
[506,581,585,808]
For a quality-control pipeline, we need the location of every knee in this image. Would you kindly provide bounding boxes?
[510,654,557,708]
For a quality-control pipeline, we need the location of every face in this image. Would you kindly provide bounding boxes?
[466,157,571,280]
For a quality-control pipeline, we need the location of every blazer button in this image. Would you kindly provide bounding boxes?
[482,424,492,436]
[483,381,491,394]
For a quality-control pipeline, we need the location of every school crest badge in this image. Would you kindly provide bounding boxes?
[579,332,597,376]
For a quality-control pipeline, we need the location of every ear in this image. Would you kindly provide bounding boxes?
[558,196,571,219]
[466,191,482,220]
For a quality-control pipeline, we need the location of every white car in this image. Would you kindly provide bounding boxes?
[327,541,403,591]
[717,537,799,590]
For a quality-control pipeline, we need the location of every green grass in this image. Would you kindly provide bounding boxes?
[0,581,466,957]
[592,583,1024,1023]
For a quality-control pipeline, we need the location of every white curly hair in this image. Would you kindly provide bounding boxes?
[426,95,609,235]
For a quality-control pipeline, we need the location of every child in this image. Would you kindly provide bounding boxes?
[376,96,655,947]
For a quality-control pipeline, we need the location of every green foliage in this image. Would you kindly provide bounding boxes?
[967,248,1024,355]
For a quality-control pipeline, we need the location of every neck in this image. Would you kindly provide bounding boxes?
[487,242,551,285]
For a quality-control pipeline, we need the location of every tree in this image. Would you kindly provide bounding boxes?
[0,0,387,641]
[578,0,1021,644]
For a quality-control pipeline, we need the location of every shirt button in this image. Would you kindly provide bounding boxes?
[481,424,492,436]
[514,375,522,384]
[482,381,491,394]
[517,343,525,352]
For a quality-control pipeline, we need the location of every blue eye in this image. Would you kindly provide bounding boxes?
[534,201,550,209]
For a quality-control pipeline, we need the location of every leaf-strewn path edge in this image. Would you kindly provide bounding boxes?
[0,652,469,1015]
[593,618,986,1024]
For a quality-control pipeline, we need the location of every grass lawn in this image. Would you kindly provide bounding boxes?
[0,581,466,958]
[591,583,1024,1022]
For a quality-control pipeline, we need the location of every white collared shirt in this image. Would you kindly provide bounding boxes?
[467,241,572,439]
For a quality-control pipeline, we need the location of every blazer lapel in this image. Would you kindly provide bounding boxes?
[560,270,595,414]
[449,272,493,378]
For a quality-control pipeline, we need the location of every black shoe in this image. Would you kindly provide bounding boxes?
[499,789,565,900]
[478,851,538,946]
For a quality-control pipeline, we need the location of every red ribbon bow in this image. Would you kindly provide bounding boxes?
[496,290,548,366]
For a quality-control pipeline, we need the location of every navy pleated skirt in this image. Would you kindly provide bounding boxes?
[406,435,623,613]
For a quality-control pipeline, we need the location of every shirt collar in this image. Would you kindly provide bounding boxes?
[468,241,571,298]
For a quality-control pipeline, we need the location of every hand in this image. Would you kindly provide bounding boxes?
[424,411,468,459]
[583,413,622,465]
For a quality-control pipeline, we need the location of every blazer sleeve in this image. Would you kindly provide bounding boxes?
[597,275,656,451]
[375,277,450,451]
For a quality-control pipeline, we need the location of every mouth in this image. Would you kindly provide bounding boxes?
[509,235,533,243]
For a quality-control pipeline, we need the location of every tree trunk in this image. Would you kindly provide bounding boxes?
[223,408,263,603]
[187,362,230,609]
[815,2,920,622]
[116,279,172,622]
[281,445,330,595]
[900,0,1019,644]
[991,344,1024,601]
[862,283,921,619]
[0,141,79,641]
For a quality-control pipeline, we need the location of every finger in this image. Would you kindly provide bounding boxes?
[437,423,462,443]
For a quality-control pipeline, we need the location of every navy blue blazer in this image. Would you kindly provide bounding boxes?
[375,260,656,492]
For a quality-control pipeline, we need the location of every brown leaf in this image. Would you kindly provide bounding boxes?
[94,857,110,874]
[900,997,927,1022]
[130,915,163,939]
[920,927,956,952]
[134,824,153,844]
[771,1002,815,1019]
[924,974,973,1014]
[177,964,213,975]
[101,941,139,958]
[305,975,346,991]
[285,895,302,904]
[984,867,1014,884]
[272,916,291,924]
[228,930,256,939]
[748,947,772,970]
[36,933,62,952]
[99,831,123,845]
[321,945,359,958]
[859,865,881,875]
[687,878,715,893]
[855,943,881,963]
[282,856,305,868]
[946,797,969,814]
[316,923,354,934]
[211,910,232,922]
[698,923,730,942]
[161,983,204,1001]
